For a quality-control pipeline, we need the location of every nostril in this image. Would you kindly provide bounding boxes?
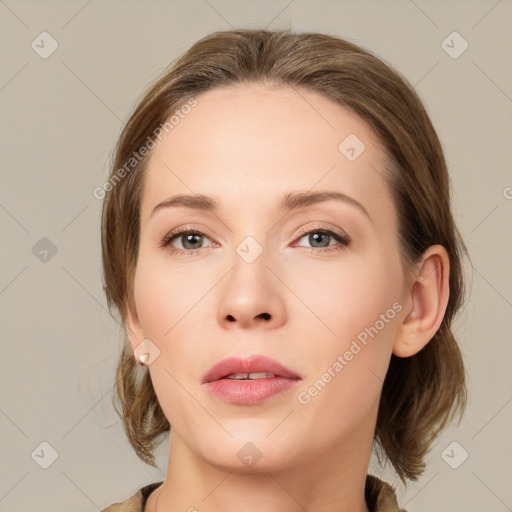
[258,313,271,320]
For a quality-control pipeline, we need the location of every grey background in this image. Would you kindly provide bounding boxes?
[1,1,511,511]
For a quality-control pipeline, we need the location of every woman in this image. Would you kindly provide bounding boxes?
[100,28,468,512]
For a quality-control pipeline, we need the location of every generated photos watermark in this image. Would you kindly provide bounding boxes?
[297,300,403,405]
[93,97,198,200]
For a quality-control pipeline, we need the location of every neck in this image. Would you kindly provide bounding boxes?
[147,423,374,512]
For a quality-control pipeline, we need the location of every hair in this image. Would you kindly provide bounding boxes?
[101,28,469,484]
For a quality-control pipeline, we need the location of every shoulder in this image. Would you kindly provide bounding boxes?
[101,481,163,512]
[365,474,407,512]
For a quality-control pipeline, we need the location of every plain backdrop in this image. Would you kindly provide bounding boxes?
[1,1,511,511]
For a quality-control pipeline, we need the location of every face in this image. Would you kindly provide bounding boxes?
[126,83,410,472]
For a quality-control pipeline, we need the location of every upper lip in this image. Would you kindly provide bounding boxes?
[202,355,302,383]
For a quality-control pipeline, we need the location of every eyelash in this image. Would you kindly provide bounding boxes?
[159,225,350,256]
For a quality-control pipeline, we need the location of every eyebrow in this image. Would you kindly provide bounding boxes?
[150,190,371,221]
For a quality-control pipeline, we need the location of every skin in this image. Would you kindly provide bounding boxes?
[125,83,450,512]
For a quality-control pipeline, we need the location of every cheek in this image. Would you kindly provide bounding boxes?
[290,249,402,401]
[293,277,400,441]
[133,252,202,339]
[132,259,206,424]
[132,254,213,378]
[287,248,401,343]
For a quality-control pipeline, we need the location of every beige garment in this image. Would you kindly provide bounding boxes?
[101,474,407,511]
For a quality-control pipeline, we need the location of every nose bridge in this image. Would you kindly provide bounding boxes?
[216,234,286,329]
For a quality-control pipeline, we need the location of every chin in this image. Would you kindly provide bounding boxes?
[194,432,296,473]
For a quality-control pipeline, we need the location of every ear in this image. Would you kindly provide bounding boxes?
[393,244,450,358]
[124,295,145,352]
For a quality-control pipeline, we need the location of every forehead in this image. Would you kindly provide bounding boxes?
[140,83,393,224]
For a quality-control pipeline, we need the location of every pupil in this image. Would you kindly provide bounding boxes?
[184,234,202,249]
[310,232,329,247]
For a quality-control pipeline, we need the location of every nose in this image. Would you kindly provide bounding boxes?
[217,253,287,330]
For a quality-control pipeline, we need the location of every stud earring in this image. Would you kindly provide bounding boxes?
[134,351,150,366]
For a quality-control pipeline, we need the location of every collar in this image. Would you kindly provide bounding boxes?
[101,474,406,511]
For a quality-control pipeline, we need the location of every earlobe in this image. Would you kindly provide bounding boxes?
[393,245,450,358]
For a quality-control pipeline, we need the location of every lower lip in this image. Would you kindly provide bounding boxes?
[204,377,300,405]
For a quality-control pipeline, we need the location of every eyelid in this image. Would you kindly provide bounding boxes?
[159,225,218,250]
[293,223,350,244]
[160,223,351,254]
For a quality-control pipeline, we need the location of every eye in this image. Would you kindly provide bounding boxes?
[160,225,350,256]
[293,226,350,253]
[160,228,215,256]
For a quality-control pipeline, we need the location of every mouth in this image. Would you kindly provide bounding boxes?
[222,372,277,380]
[201,354,302,383]
[202,355,302,406]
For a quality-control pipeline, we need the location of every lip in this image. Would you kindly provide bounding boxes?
[202,355,301,383]
[202,355,302,406]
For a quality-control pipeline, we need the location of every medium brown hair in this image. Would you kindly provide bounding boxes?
[101,28,469,484]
